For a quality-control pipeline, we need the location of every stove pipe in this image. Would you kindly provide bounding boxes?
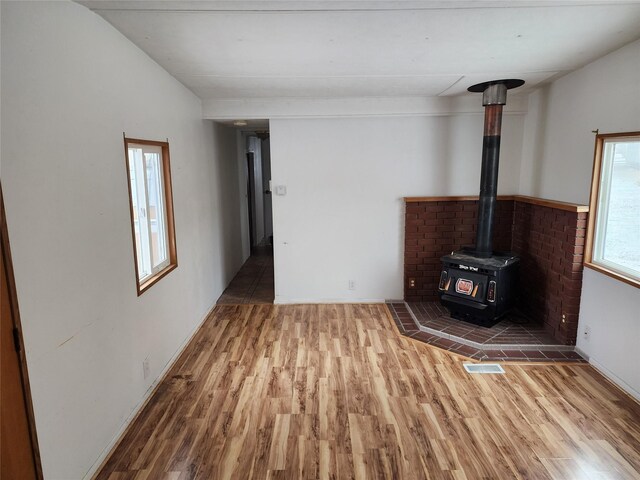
[468,79,524,257]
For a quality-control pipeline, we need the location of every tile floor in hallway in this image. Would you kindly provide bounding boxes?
[217,245,274,304]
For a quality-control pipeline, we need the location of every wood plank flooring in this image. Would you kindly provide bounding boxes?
[95,304,640,480]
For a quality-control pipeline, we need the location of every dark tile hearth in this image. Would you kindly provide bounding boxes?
[387,301,586,363]
[410,301,561,346]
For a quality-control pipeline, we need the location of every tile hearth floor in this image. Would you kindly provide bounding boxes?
[387,301,585,363]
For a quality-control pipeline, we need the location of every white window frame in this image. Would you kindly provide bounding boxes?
[585,132,640,289]
[124,137,177,295]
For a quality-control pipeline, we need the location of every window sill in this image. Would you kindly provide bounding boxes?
[138,263,178,296]
[584,262,640,289]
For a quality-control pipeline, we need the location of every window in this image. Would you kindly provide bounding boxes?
[585,132,640,288]
[124,138,177,295]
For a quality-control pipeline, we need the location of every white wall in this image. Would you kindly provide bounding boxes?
[1,2,243,479]
[577,270,640,400]
[520,39,640,204]
[519,40,640,400]
[236,131,252,260]
[202,94,528,120]
[262,137,274,241]
[270,113,525,303]
[212,122,248,282]
[247,135,265,245]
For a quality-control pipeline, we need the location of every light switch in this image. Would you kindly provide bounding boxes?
[275,185,287,196]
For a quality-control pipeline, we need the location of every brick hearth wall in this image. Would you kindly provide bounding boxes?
[511,202,587,345]
[404,198,586,345]
[404,200,513,301]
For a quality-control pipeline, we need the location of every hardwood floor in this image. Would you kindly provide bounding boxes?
[95,304,640,480]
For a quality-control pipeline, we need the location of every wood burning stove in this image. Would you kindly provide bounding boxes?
[439,79,524,327]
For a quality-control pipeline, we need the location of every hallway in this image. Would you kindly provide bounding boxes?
[217,246,274,304]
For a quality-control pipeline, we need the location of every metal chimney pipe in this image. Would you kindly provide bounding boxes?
[468,79,524,257]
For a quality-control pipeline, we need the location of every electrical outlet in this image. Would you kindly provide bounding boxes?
[409,278,416,288]
[348,280,356,290]
[143,357,151,380]
[583,326,591,341]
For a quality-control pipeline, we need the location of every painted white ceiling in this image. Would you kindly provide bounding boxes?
[78,1,640,100]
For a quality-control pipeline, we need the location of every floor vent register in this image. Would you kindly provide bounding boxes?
[463,363,505,374]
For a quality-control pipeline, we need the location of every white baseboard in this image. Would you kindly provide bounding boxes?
[589,358,640,403]
[574,346,589,361]
[83,301,218,480]
[273,298,385,305]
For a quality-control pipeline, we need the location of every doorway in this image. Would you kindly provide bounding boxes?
[245,132,273,251]
[217,126,274,304]
[1,185,42,479]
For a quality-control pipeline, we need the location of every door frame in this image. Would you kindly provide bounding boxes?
[1,183,43,479]
[246,151,256,251]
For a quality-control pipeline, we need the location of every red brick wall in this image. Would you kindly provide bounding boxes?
[511,202,586,345]
[404,200,513,302]
[403,198,586,345]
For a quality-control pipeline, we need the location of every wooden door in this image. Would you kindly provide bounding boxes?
[1,186,41,479]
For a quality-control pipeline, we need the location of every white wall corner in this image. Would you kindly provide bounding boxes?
[202,94,529,121]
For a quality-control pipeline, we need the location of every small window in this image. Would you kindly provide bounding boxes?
[585,132,640,288]
[124,138,177,295]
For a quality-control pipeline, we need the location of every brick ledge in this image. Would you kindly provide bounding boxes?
[404,194,589,213]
